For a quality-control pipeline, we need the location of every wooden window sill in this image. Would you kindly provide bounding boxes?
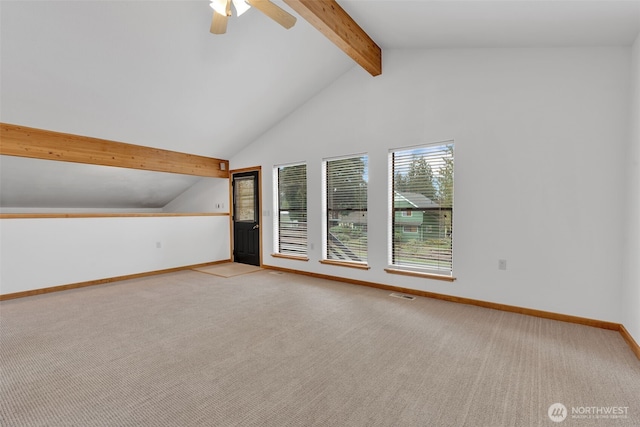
[385,268,456,282]
[271,253,309,261]
[320,259,370,270]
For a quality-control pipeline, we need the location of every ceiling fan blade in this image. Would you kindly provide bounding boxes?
[246,0,296,29]
[210,11,229,34]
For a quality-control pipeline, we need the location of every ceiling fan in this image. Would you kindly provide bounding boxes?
[210,0,297,34]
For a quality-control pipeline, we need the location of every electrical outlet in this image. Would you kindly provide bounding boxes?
[156,241,162,249]
[498,259,507,270]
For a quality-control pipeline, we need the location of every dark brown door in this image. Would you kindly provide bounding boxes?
[232,170,260,266]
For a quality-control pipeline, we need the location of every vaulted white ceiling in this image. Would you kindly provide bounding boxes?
[340,0,640,49]
[0,0,354,159]
[1,0,639,210]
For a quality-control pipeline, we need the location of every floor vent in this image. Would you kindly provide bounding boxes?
[389,293,415,301]
[269,271,285,275]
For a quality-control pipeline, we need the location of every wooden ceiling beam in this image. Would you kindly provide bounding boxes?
[0,123,229,178]
[283,0,381,76]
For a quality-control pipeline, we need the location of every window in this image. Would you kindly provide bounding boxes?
[274,163,307,257]
[390,142,454,275]
[234,176,256,222]
[324,155,368,265]
[401,210,412,217]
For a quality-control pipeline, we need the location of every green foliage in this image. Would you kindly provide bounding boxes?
[333,233,351,242]
[425,238,451,248]
[394,146,454,236]
[279,164,306,222]
[395,155,437,202]
[408,156,436,201]
[330,225,363,240]
[436,145,454,208]
[394,171,408,192]
[327,156,367,211]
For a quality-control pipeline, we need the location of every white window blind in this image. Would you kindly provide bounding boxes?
[274,163,307,256]
[390,142,454,274]
[325,155,368,263]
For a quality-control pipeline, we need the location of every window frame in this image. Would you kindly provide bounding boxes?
[388,141,455,278]
[322,153,369,269]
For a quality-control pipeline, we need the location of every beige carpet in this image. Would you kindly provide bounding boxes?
[193,262,262,278]
[1,270,639,426]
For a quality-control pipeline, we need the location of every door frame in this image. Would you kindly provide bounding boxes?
[229,166,262,266]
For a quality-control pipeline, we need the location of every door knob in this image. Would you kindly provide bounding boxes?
[252,224,259,230]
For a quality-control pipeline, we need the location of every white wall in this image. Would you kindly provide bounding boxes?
[623,35,640,342]
[163,178,230,213]
[0,216,230,294]
[229,48,631,323]
[0,207,163,214]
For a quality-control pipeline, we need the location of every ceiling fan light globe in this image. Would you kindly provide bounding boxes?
[210,0,228,16]
[232,0,251,16]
